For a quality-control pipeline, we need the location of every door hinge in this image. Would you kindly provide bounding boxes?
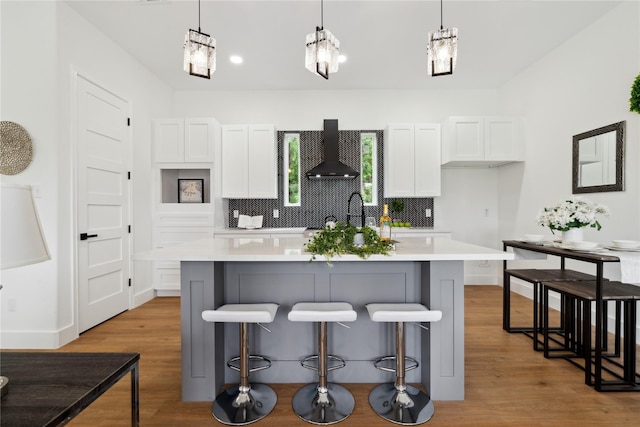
[127,118,131,126]
[128,171,131,180]
[128,278,132,287]
[128,225,131,233]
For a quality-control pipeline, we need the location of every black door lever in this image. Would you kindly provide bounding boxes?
[80,233,98,241]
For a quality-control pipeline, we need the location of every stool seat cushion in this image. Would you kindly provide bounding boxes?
[288,302,357,322]
[202,303,279,323]
[366,303,442,323]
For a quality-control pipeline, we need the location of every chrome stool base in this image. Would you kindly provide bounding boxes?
[369,383,435,425]
[292,383,355,425]
[212,383,277,426]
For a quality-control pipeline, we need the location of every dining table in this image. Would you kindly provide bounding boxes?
[502,239,640,391]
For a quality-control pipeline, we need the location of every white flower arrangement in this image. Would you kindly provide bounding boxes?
[536,197,609,233]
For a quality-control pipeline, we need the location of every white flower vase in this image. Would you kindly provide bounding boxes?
[561,228,584,245]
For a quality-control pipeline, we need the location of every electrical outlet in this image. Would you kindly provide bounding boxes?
[32,185,42,198]
[479,260,490,267]
[425,208,432,218]
[273,209,279,218]
[233,210,239,218]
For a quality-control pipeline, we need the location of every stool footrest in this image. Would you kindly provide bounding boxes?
[301,354,346,372]
[226,355,272,373]
[373,355,419,373]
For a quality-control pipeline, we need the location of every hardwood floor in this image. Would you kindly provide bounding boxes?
[58,286,640,426]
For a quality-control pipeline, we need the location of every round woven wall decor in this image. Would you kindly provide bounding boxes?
[0,121,33,175]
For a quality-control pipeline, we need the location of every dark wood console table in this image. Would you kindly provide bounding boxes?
[0,352,139,426]
[502,240,629,391]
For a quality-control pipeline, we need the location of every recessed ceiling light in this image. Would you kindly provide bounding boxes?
[230,55,243,64]
[338,55,347,63]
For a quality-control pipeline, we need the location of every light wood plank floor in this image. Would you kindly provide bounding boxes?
[57,285,640,426]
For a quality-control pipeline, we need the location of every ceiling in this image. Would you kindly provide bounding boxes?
[65,0,620,91]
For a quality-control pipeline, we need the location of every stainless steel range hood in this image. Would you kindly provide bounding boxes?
[306,119,360,179]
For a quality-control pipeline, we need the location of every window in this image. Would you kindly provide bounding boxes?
[284,133,300,206]
[361,132,377,205]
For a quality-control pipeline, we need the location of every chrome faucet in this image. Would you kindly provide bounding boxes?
[346,191,365,228]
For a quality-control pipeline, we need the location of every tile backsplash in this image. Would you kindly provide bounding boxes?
[228,129,434,228]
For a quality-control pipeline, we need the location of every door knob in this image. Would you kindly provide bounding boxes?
[80,233,98,241]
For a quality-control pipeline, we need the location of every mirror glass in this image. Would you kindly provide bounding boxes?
[572,121,625,193]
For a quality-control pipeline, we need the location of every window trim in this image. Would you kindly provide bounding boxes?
[283,132,301,207]
[360,132,378,206]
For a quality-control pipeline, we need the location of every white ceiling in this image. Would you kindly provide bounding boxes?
[65,0,620,91]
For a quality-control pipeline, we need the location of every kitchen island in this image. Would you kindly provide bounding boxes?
[135,236,512,402]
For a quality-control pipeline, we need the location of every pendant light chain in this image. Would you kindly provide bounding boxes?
[321,0,324,29]
[198,0,201,32]
[440,0,444,30]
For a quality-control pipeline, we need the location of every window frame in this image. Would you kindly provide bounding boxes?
[360,132,378,206]
[283,132,301,207]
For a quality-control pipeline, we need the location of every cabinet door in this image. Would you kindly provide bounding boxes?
[450,117,484,161]
[384,124,416,197]
[154,119,184,162]
[414,123,441,197]
[221,125,249,198]
[484,118,522,161]
[184,118,214,162]
[248,125,278,198]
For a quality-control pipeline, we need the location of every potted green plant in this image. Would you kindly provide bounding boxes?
[630,73,640,114]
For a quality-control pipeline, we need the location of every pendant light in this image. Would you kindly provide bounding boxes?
[305,0,340,80]
[427,0,458,76]
[183,0,216,79]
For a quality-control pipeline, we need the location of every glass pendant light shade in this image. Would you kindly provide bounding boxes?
[183,29,216,79]
[427,27,457,76]
[305,27,340,79]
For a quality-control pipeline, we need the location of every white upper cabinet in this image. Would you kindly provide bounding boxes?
[221,124,277,199]
[384,123,441,197]
[442,116,523,167]
[154,118,214,163]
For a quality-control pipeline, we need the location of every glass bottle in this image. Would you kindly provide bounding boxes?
[379,204,392,241]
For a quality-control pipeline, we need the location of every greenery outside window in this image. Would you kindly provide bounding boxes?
[361,132,377,205]
[284,133,300,206]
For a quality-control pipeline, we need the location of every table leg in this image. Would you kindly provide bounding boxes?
[131,362,140,427]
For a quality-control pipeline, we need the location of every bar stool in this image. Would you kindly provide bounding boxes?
[201,303,279,425]
[366,303,442,425]
[288,302,357,425]
[542,281,640,388]
[503,268,602,350]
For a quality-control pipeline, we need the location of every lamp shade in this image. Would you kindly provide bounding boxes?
[1,183,50,270]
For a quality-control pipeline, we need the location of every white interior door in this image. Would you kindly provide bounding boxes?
[76,75,130,332]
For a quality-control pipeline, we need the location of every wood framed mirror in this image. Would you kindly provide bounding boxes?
[572,121,625,194]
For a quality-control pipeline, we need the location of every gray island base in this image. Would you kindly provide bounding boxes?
[181,259,464,402]
[132,236,512,402]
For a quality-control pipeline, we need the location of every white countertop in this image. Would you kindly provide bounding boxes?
[214,227,307,234]
[134,236,513,262]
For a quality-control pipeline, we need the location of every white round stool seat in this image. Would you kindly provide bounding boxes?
[202,303,278,324]
[367,303,442,323]
[288,302,357,323]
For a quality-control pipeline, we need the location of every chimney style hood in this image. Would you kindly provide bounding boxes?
[306,119,360,179]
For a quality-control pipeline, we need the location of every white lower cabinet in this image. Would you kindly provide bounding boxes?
[152,212,214,295]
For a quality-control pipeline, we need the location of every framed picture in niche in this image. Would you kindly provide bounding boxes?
[178,179,204,203]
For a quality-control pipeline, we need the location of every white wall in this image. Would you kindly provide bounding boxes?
[1,1,173,349]
[497,1,640,278]
[496,2,640,332]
